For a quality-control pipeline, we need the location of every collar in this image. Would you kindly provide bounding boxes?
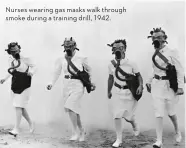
[159,45,168,53]
[64,52,76,60]
[120,58,128,65]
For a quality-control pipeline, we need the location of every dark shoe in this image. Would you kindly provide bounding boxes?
[8,129,19,137]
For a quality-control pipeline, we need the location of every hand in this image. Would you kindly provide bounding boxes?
[0,79,5,84]
[176,88,184,95]
[47,84,53,90]
[27,72,33,77]
[146,83,151,93]
[136,85,143,95]
[91,83,96,91]
[108,92,112,99]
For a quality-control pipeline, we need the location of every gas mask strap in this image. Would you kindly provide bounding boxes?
[152,50,168,71]
[8,59,21,75]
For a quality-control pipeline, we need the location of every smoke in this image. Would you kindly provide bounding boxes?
[0,0,185,131]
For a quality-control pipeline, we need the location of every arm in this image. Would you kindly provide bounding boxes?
[146,66,154,84]
[108,74,114,94]
[82,57,96,90]
[0,73,11,84]
[170,50,184,95]
[136,72,143,86]
[145,65,154,93]
[108,64,114,98]
[132,62,143,94]
[24,57,37,76]
[0,57,13,84]
[171,50,184,89]
[50,58,62,86]
[4,74,11,80]
[82,57,92,80]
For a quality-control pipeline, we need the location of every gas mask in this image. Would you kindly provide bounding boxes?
[112,45,125,61]
[148,28,168,49]
[152,40,161,49]
[107,39,127,61]
[5,42,21,60]
[12,52,20,60]
[61,37,79,57]
[114,49,125,60]
[64,45,74,57]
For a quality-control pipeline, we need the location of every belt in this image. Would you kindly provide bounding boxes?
[64,75,79,79]
[154,74,169,80]
[114,82,128,89]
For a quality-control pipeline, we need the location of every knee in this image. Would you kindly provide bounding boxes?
[66,109,79,116]
[15,107,23,111]
[154,111,164,118]
[124,118,132,123]
[65,108,72,113]
[168,114,176,119]
[124,115,135,123]
[168,115,172,118]
[168,110,176,117]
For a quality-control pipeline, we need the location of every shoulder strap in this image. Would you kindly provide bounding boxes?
[111,60,117,68]
[11,61,14,67]
[156,50,169,64]
[25,66,29,73]
[110,60,129,76]
[66,59,80,76]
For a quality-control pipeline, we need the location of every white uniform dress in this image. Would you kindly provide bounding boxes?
[147,46,184,117]
[108,58,139,120]
[9,56,36,108]
[51,54,91,114]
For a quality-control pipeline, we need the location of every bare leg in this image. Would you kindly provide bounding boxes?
[68,109,79,140]
[125,118,136,129]
[169,115,179,133]
[77,114,83,131]
[9,107,23,135]
[77,114,85,141]
[22,108,32,126]
[15,107,23,130]
[125,117,140,136]
[22,108,34,133]
[152,117,164,147]
[169,115,182,143]
[155,117,163,142]
[112,118,122,147]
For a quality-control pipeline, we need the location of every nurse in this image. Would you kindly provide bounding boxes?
[107,39,143,147]
[0,42,35,136]
[146,28,184,148]
[47,37,95,141]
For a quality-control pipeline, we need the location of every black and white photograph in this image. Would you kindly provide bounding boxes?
[0,0,185,147]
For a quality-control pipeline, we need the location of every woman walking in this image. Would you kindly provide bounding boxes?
[0,42,35,136]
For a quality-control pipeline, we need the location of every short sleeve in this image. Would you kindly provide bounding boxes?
[51,57,63,85]
[8,56,13,67]
[130,61,139,74]
[82,57,91,74]
[108,63,114,75]
[23,57,37,75]
[170,49,184,89]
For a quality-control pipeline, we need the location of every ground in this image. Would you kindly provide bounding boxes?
[0,123,184,148]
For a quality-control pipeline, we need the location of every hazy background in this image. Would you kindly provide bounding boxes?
[0,0,185,132]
